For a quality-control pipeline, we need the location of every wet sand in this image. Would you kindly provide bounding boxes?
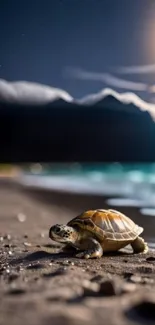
[0,180,155,325]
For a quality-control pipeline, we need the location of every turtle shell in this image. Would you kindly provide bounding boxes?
[67,209,143,241]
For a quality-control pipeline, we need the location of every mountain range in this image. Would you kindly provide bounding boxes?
[0,79,155,162]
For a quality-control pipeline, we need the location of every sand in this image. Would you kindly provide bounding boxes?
[0,179,155,325]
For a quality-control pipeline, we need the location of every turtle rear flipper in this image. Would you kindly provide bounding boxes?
[131,236,148,254]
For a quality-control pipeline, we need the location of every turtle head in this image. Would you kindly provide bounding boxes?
[49,224,78,244]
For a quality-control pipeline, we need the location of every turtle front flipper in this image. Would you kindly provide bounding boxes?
[131,236,149,254]
[76,238,103,259]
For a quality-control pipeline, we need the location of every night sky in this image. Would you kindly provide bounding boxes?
[0,0,155,100]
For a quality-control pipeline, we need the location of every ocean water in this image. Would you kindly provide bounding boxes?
[18,163,155,247]
[21,163,155,204]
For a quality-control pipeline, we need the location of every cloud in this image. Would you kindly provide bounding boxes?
[0,79,73,104]
[65,67,148,91]
[78,88,155,120]
[114,64,155,75]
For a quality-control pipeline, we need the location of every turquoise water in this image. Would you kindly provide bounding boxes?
[27,162,155,179]
[19,163,155,247]
[21,163,155,201]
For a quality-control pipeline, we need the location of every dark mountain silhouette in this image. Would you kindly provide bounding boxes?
[0,93,155,163]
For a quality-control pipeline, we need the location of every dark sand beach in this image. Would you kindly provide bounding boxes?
[0,179,155,325]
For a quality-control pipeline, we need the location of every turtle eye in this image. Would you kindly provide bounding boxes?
[55,225,61,233]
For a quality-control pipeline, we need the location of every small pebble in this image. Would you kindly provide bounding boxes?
[0,236,4,242]
[4,234,11,240]
[121,282,136,294]
[3,244,11,248]
[146,256,155,262]
[8,251,13,256]
[17,213,26,222]
[123,259,129,263]
[82,280,99,297]
[6,269,10,274]
[24,242,32,247]
[62,260,70,266]
[8,273,19,282]
[129,275,142,284]
[123,272,134,279]
[99,280,121,296]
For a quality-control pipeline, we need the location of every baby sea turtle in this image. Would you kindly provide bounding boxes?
[49,209,148,259]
